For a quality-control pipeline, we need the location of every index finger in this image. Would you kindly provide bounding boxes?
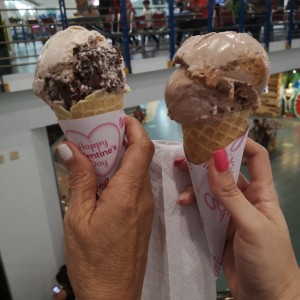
[243,138,274,184]
[113,115,154,184]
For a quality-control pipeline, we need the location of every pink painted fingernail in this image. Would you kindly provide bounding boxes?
[176,192,187,205]
[174,158,185,166]
[213,149,229,172]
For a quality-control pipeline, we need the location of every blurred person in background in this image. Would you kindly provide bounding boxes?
[244,0,273,40]
[75,0,97,16]
[186,0,208,34]
[260,118,272,150]
[249,119,264,143]
[134,106,146,123]
[124,0,140,48]
[175,0,208,46]
[248,118,272,150]
[225,0,241,25]
[175,0,193,46]
[142,0,160,49]
[98,0,112,18]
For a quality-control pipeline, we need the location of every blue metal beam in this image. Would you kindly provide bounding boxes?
[120,0,132,73]
[58,0,68,29]
[168,0,175,61]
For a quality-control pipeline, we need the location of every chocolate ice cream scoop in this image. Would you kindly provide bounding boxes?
[165,32,270,126]
[33,26,128,111]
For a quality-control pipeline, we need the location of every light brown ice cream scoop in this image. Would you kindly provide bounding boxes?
[165,32,270,126]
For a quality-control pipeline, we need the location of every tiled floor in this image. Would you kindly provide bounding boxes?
[143,100,300,291]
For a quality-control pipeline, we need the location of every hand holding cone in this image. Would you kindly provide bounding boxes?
[32,26,130,194]
[165,31,270,274]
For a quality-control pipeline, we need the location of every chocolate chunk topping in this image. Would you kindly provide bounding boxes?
[234,81,259,110]
[45,42,125,111]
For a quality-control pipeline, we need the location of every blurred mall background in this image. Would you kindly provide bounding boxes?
[1,0,300,299]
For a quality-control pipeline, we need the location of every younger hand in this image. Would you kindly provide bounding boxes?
[175,139,300,299]
[58,116,154,300]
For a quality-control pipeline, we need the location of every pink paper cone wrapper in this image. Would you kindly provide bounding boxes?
[58,110,125,195]
[188,130,249,277]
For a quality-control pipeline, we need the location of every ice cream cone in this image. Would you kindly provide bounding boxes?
[52,90,124,120]
[182,110,249,165]
[55,90,126,194]
[32,26,129,194]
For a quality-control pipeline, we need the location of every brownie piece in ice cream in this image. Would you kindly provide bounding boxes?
[45,43,124,111]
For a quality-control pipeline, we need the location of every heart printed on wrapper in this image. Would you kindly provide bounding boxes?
[65,123,121,178]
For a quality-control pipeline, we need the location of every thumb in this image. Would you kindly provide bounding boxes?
[57,142,97,211]
[208,149,258,226]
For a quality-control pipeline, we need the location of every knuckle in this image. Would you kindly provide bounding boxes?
[63,213,74,232]
[124,200,138,216]
[140,138,155,158]
[118,188,153,219]
[257,186,278,204]
[218,180,240,198]
[255,142,270,158]
[63,213,86,239]
[260,145,270,159]
[63,209,78,227]
[119,198,139,220]
[69,168,95,190]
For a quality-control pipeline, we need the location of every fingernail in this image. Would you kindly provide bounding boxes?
[174,158,185,166]
[176,191,187,205]
[213,149,229,172]
[57,144,73,162]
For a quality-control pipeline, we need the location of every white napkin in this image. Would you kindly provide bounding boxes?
[142,141,216,300]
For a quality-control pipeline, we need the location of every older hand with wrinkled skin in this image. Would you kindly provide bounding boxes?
[59,116,154,300]
[175,139,300,300]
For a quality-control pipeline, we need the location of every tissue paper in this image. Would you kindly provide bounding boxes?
[142,141,216,300]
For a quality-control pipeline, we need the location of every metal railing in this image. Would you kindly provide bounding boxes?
[0,0,300,91]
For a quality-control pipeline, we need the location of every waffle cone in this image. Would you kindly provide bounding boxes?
[182,110,249,165]
[52,90,124,120]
